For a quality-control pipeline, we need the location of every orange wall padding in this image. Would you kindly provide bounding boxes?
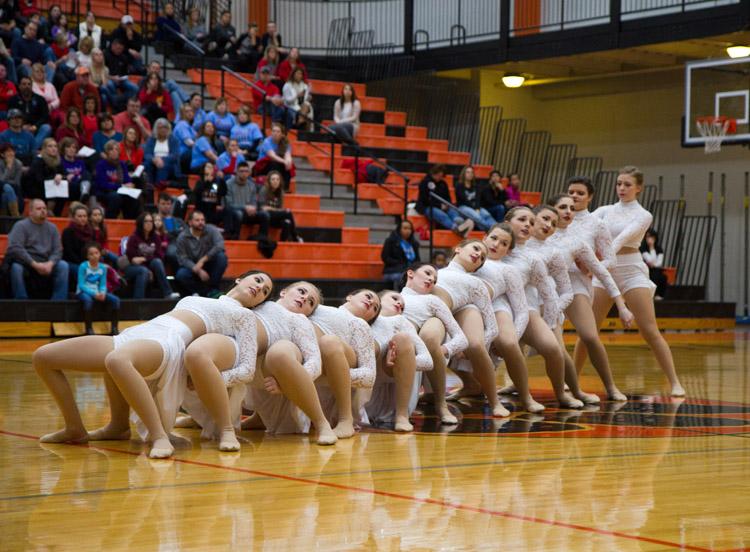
[514,0,541,36]
[248,0,269,26]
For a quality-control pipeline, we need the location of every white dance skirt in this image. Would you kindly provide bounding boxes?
[364,363,422,425]
[115,315,191,441]
[593,252,655,296]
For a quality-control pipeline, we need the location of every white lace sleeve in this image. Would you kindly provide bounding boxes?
[503,266,529,339]
[431,298,468,358]
[529,256,561,328]
[291,316,322,379]
[611,210,652,254]
[467,278,498,348]
[547,250,574,311]
[399,317,433,372]
[221,311,259,386]
[594,220,616,269]
[574,242,621,298]
[349,319,377,388]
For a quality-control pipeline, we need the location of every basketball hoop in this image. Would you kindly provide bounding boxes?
[696,116,737,154]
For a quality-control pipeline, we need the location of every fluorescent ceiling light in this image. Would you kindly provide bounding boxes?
[502,74,525,88]
[727,46,750,58]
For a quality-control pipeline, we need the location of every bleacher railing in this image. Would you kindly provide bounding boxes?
[161,25,206,101]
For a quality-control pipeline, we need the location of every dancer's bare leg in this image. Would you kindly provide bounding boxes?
[624,288,685,396]
[574,287,611,374]
[554,326,600,405]
[522,313,583,409]
[566,296,626,400]
[418,318,456,424]
[493,311,544,413]
[264,340,337,445]
[104,340,173,458]
[319,335,356,439]
[382,333,417,432]
[184,334,240,452]
[32,336,127,443]
[88,374,133,440]
[455,308,509,417]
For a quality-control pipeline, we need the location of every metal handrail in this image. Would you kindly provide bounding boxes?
[162,24,206,101]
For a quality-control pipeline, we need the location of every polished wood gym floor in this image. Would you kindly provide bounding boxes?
[1,331,749,551]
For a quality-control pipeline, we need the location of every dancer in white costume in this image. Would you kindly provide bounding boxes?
[548,193,633,400]
[574,166,685,396]
[503,207,584,409]
[32,270,272,458]
[401,263,468,424]
[310,290,379,438]
[365,290,433,432]
[434,239,509,417]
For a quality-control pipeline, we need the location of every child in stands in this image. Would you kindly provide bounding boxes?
[76,241,120,335]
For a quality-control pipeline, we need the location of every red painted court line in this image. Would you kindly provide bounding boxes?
[0,428,711,552]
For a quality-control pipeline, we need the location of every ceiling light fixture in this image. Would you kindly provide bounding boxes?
[502,73,526,88]
[727,45,750,58]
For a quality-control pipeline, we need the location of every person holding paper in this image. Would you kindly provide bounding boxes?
[25,137,75,216]
[6,199,69,299]
[94,139,140,219]
[60,137,92,202]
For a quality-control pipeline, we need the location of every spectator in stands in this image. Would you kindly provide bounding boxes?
[51,13,75,47]
[75,36,94,69]
[30,62,60,122]
[340,157,389,184]
[190,120,221,172]
[277,47,308,83]
[253,66,288,127]
[0,143,22,216]
[110,15,144,75]
[94,139,140,219]
[415,164,473,237]
[11,21,54,80]
[216,138,245,177]
[102,40,139,111]
[156,192,185,270]
[113,97,151,143]
[0,108,35,165]
[255,44,281,82]
[0,0,19,48]
[60,136,91,201]
[124,211,179,299]
[235,21,263,69]
[174,102,197,172]
[0,63,16,117]
[254,122,294,189]
[330,83,361,143]
[140,60,189,112]
[223,160,267,240]
[152,213,169,258]
[175,209,227,297]
[206,9,237,58]
[6,198,69,299]
[43,5,62,41]
[81,95,97,145]
[143,118,182,189]
[505,172,521,208]
[283,67,313,131]
[92,113,122,155]
[26,137,75,216]
[49,31,76,87]
[259,170,301,242]
[89,203,118,265]
[231,105,262,159]
[455,165,496,231]
[55,106,88,146]
[207,96,235,144]
[177,92,207,130]
[61,201,92,284]
[138,72,173,125]
[76,241,120,335]
[184,7,207,45]
[431,249,448,269]
[261,20,286,55]
[60,66,100,114]
[481,169,507,222]
[155,3,181,45]
[78,12,102,49]
[8,75,50,152]
[192,160,226,225]
[119,126,144,183]
[381,219,420,285]
[641,228,668,300]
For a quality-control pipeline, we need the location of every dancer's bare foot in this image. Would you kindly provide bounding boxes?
[670,383,686,397]
[174,415,198,429]
[520,395,546,414]
[607,388,628,402]
[241,412,266,430]
[498,384,517,395]
[219,427,241,452]
[315,421,338,446]
[394,416,414,433]
[558,394,584,409]
[491,401,510,417]
[39,427,89,444]
[87,424,131,441]
[148,435,174,459]
[333,418,356,439]
[438,403,458,425]
[573,390,601,405]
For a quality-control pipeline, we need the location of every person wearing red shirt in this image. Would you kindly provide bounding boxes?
[0,64,17,114]
[252,66,290,127]
[60,66,101,113]
[113,97,152,143]
[119,126,145,168]
[275,47,308,83]
[137,73,174,125]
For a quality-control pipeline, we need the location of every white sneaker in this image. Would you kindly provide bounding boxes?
[167,292,181,300]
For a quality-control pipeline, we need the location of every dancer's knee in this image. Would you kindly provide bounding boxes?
[32,344,54,372]
[264,341,297,370]
[184,346,211,376]
[104,351,130,377]
[319,335,344,360]
[392,332,414,355]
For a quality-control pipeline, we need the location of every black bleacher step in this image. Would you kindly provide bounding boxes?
[315,106,384,124]
[386,126,406,137]
[341,144,427,162]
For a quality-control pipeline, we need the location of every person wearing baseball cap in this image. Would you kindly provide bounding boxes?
[110,13,145,74]
[0,108,36,166]
[60,64,100,113]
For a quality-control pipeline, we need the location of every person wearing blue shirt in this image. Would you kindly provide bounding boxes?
[206,97,236,143]
[174,103,198,172]
[0,110,36,165]
[190,120,221,172]
[76,241,120,335]
[230,105,263,159]
[91,113,123,155]
[215,139,246,177]
[174,93,207,131]
[255,122,294,190]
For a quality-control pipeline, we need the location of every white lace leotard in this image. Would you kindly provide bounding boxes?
[310,305,376,388]
[593,200,653,253]
[254,301,322,379]
[525,238,574,311]
[371,315,433,372]
[503,245,561,328]
[400,287,468,358]
[175,295,258,386]
[549,228,621,298]
[474,259,529,339]
[437,261,498,347]
[570,209,616,269]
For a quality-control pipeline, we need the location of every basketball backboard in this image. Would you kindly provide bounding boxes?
[684,57,750,147]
